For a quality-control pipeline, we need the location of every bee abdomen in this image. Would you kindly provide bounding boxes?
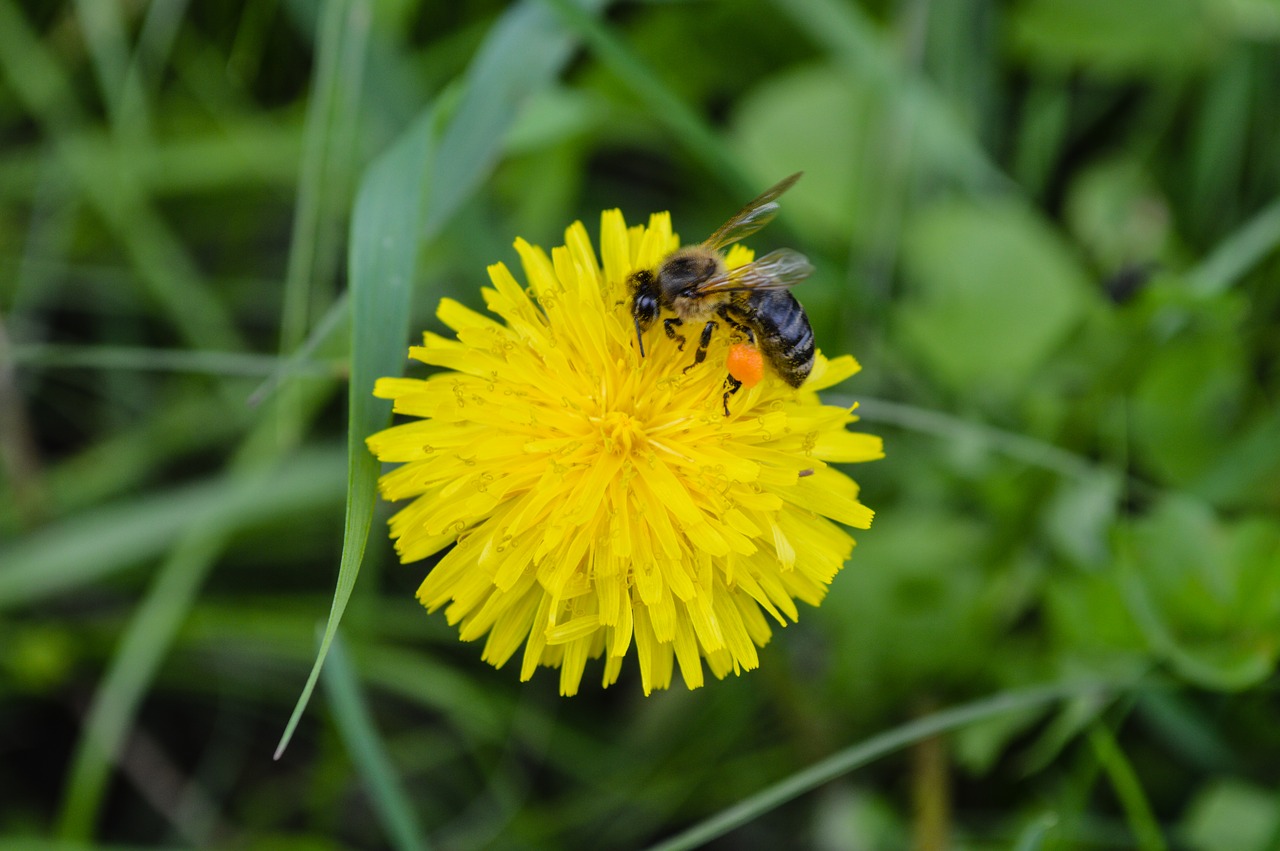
[748,291,814,388]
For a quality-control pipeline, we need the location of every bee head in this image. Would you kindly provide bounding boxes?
[629,269,659,328]
[657,248,722,305]
[628,269,661,356]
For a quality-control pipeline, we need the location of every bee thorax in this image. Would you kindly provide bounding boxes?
[672,296,720,322]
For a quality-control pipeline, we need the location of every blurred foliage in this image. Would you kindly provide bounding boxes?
[1,0,1279,849]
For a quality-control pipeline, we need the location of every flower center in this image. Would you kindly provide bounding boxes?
[598,411,647,455]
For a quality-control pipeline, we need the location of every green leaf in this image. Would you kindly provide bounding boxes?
[1119,497,1280,690]
[768,0,1006,192]
[897,199,1092,400]
[1044,471,1123,569]
[1064,158,1172,272]
[1181,779,1280,851]
[1045,570,1149,663]
[1131,331,1248,484]
[818,509,995,709]
[1012,0,1223,76]
[730,64,887,247]
[1191,406,1280,507]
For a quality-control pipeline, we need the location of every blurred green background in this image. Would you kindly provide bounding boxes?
[2,0,1279,848]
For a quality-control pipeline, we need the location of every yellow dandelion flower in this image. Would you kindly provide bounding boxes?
[366,207,883,696]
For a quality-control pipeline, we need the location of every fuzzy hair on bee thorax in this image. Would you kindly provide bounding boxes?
[658,247,726,321]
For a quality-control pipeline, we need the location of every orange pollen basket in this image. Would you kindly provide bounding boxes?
[726,342,765,388]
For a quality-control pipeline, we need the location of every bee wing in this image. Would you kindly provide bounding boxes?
[694,248,814,294]
[702,172,803,251]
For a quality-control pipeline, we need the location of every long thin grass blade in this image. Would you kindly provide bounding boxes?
[273,98,436,762]
[1088,724,1169,851]
[323,633,432,851]
[1013,813,1060,851]
[56,529,239,839]
[274,0,610,760]
[1187,195,1280,297]
[278,0,371,432]
[9,344,335,378]
[645,680,1117,851]
[540,0,749,195]
[0,0,245,355]
[54,385,340,838]
[0,449,345,607]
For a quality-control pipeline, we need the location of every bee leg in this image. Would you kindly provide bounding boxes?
[722,374,743,416]
[663,317,686,350]
[718,306,755,344]
[683,320,717,375]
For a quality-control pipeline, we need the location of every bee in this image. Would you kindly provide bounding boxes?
[628,172,815,415]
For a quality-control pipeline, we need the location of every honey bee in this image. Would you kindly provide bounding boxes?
[629,172,815,415]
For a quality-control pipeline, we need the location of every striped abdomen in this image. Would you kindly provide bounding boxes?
[743,290,814,387]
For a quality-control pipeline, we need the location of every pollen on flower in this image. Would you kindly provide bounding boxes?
[367,209,883,696]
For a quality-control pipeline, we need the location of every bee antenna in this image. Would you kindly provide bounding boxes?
[634,319,646,357]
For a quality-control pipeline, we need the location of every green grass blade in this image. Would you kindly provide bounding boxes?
[175,606,515,742]
[0,0,245,355]
[0,448,345,607]
[279,0,369,371]
[1088,724,1168,851]
[323,633,432,851]
[848,395,1098,481]
[1187,195,1280,297]
[9,343,335,378]
[53,378,340,838]
[0,121,302,200]
[55,528,236,839]
[274,0,610,759]
[248,292,350,407]
[275,0,370,454]
[0,394,245,534]
[422,0,609,233]
[71,0,137,130]
[771,0,1008,192]
[273,101,434,762]
[1013,813,1060,851]
[540,0,748,195]
[252,0,611,411]
[355,646,510,741]
[0,316,41,526]
[644,680,1115,851]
